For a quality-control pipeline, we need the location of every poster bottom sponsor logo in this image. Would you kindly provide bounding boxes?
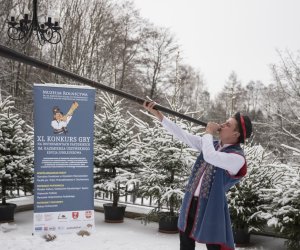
[33,210,95,234]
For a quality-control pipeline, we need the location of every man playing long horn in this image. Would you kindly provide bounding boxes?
[51,101,79,134]
[144,101,252,250]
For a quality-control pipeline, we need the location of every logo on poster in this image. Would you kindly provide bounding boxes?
[35,214,43,222]
[58,213,67,220]
[35,226,43,231]
[44,213,53,221]
[85,210,92,219]
[72,211,79,219]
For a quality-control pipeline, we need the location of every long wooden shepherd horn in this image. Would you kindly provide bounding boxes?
[0,44,207,126]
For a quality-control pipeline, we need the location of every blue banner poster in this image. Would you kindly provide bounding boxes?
[33,84,95,234]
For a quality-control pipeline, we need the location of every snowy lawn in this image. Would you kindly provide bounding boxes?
[1,211,287,250]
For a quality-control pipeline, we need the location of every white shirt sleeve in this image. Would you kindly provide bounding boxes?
[161,116,202,151]
[201,134,245,175]
[51,120,57,129]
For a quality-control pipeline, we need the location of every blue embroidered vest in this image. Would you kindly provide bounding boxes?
[178,141,247,250]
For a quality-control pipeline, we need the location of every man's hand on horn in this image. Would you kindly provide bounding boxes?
[205,122,221,136]
[143,101,164,122]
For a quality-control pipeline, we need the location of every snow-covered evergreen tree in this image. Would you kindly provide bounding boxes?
[267,163,300,250]
[229,142,300,248]
[131,100,200,218]
[0,96,33,205]
[132,55,203,220]
[93,93,140,207]
[227,144,277,233]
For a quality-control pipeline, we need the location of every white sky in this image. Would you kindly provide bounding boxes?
[132,0,300,97]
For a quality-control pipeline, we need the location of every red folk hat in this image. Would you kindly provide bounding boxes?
[234,112,253,143]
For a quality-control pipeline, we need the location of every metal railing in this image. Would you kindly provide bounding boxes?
[94,183,168,209]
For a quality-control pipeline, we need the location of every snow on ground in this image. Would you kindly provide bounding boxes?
[0,210,287,250]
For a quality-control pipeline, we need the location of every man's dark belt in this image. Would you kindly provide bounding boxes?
[192,196,198,202]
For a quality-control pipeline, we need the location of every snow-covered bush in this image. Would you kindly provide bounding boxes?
[93,93,140,207]
[228,141,300,248]
[267,163,300,250]
[0,96,33,204]
[227,144,276,232]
